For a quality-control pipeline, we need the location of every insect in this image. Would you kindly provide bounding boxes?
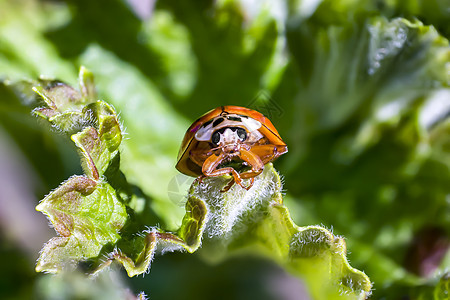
[176,106,287,191]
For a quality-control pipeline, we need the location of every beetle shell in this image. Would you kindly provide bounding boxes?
[176,106,287,178]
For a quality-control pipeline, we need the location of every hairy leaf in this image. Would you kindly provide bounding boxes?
[126,164,372,299]
[33,68,128,273]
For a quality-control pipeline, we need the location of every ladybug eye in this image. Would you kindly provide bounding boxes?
[236,128,247,141]
[211,131,221,145]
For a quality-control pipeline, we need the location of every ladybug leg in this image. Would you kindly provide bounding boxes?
[189,148,214,167]
[201,152,243,189]
[235,148,265,190]
[221,178,236,193]
[196,175,206,184]
[246,144,287,165]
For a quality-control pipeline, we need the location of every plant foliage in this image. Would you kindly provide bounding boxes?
[0,0,449,299]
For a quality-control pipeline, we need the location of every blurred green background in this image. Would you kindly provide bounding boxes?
[0,0,449,299]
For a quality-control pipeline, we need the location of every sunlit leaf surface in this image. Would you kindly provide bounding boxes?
[0,0,449,299]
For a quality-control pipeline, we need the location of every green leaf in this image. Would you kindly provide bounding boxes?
[197,164,372,299]
[132,164,372,299]
[156,0,282,115]
[411,272,450,300]
[2,0,449,299]
[78,65,97,101]
[275,7,450,298]
[32,67,129,274]
[71,101,122,180]
[36,177,127,273]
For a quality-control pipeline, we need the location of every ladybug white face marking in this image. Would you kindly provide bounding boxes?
[211,127,247,146]
[194,114,262,142]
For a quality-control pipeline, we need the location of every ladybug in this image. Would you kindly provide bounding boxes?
[176,106,287,191]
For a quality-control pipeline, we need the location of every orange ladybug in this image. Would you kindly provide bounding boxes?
[176,106,288,191]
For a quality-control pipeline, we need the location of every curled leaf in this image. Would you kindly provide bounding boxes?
[116,164,372,298]
[34,67,128,274]
[36,177,127,273]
